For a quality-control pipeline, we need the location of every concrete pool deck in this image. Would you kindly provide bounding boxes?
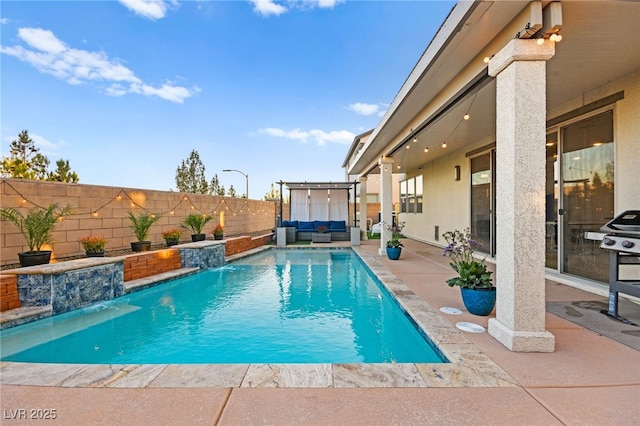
[1,239,639,424]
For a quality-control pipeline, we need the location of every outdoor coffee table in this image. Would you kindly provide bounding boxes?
[312,232,331,243]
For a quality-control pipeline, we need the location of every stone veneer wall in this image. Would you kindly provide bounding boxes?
[17,262,124,314]
[123,249,182,282]
[1,178,278,267]
[0,275,20,311]
[179,242,226,270]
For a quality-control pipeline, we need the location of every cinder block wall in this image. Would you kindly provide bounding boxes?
[1,179,278,266]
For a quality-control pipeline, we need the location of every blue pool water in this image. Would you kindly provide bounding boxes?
[0,249,444,364]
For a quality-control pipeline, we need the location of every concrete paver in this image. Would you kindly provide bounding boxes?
[219,388,564,426]
[1,239,639,425]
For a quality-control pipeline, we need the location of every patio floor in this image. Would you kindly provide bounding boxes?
[1,238,639,425]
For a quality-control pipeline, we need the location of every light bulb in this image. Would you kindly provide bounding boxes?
[406,145,410,149]
[483,56,490,64]
[537,38,545,45]
[442,142,447,148]
[424,147,429,153]
[464,114,470,120]
[397,165,401,169]
[550,33,562,42]
[413,137,417,143]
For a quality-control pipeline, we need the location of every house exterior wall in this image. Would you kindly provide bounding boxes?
[399,69,638,249]
[400,138,493,245]
[548,69,640,213]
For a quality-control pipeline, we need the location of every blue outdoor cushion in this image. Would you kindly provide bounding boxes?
[298,221,315,230]
[329,220,346,231]
[314,220,331,230]
[282,220,298,228]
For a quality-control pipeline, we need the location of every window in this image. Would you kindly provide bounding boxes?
[400,175,422,213]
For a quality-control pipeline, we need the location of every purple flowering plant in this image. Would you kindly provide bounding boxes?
[385,221,405,248]
[442,228,493,289]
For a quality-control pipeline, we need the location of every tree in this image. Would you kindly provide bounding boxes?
[209,173,226,196]
[264,183,280,200]
[1,130,50,179]
[48,159,79,183]
[1,130,79,183]
[175,150,210,194]
[227,184,237,198]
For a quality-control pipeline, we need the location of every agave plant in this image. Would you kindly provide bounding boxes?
[0,203,73,252]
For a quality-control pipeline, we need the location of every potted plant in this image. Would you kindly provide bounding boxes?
[385,221,405,260]
[127,211,161,252]
[442,227,496,316]
[79,235,107,257]
[162,228,182,246]
[0,202,73,267]
[212,223,224,240]
[182,213,213,242]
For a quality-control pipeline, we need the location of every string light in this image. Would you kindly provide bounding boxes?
[464,114,470,120]
[1,179,269,223]
[424,147,429,153]
[442,142,447,148]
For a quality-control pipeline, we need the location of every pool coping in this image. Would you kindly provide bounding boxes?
[0,246,518,388]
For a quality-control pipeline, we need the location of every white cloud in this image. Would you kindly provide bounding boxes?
[249,0,343,17]
[315,0,344,9]
[347,102,381,116]
[1,18,10,25]
[118,0,174,20]
[1,27,197,104]
[250,0,288,17]
[29,133,67,157]
[259,127,354,146]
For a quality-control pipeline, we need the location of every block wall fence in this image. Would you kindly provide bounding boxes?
[1,179,282,267]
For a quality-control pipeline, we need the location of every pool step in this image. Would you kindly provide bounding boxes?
[124,267,200,294]
[0,305,53,330]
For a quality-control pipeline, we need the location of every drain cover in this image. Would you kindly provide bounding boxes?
[440,307,463,315]
[456,322,486,333]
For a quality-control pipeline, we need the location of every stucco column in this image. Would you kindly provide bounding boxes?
[378,157,394,255]
[359,176,368,240]
[487,39,556,352]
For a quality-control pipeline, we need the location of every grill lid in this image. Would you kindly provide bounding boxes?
[601,210,640,236]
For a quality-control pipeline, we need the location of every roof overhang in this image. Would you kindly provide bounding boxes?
[348,0,640,177]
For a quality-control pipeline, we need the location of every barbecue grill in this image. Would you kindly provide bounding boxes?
[597,210,640,324]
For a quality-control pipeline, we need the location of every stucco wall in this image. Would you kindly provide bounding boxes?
[401,69,639,247]
[400,146,480,246]
[1,179,277,266]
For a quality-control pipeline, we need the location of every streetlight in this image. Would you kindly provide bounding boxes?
[223,169,249,199]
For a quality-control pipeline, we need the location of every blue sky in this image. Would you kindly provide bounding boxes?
[1,0,455,199]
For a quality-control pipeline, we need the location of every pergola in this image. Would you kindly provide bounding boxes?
[277,181,358,226]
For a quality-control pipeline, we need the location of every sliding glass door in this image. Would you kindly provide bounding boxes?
[546,110,614,283]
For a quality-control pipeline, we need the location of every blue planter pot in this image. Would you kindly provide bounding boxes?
[460,287,496,316]
[386,247,402,260]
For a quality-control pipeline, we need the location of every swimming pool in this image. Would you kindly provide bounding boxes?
[0,249,444,364]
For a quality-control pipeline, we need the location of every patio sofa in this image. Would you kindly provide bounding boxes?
[282,220,349,241]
